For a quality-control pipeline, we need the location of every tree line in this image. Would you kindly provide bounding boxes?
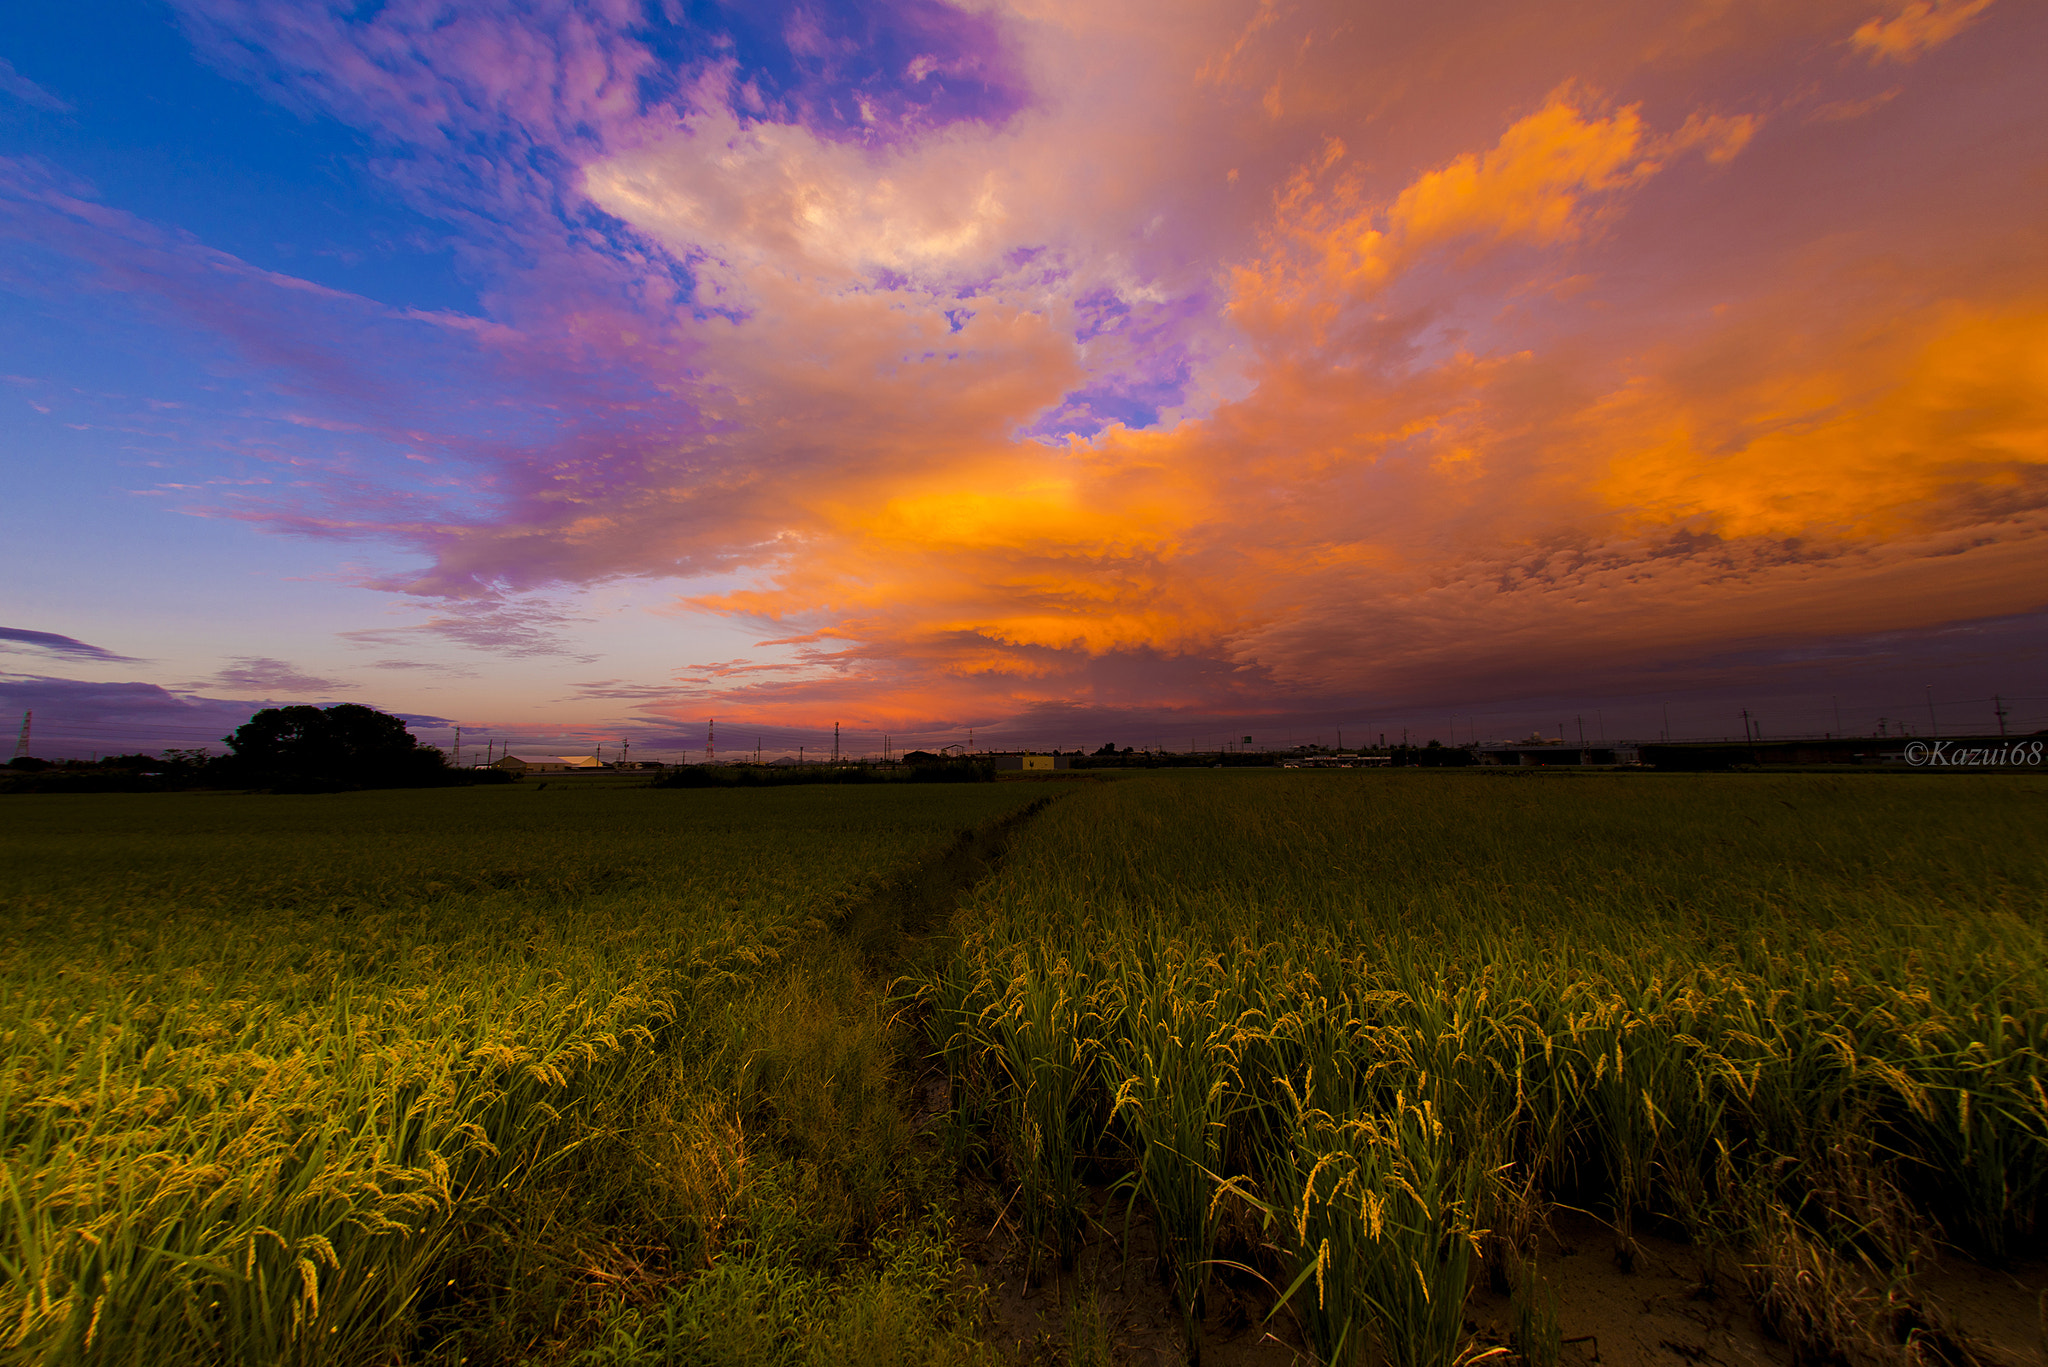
[2,704,511,793]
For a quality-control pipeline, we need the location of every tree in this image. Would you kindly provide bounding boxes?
[222,704,451,790]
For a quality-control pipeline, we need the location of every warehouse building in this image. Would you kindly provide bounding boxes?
[989,753,1070,771]
[492,754,606,773]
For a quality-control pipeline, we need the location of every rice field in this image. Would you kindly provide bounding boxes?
[922,771,2048,1366]
[0,782,1044,1366]
[8,770,2044,1367]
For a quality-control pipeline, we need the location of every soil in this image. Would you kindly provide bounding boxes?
[956,1176,1309,1366]
[1467,1210,1790,1367]
[949,1188,2048,1367]
[1909,1252,2048,1365]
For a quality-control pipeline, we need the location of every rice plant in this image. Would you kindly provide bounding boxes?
[957,940,1102,1273]
[1097,931,1256,1351]
[0,782,1046,1364]
[924,770,2048,1365]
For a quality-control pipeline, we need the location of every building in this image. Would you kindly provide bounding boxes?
[493,754,606,773]
[1280,754,1388,768]
[990,753,1070,771]
[1475,744,1636,766]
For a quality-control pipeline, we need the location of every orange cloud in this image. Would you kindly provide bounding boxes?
[693,430,1243,662]
[455,0,2046,731]
[1385,96,1651,254]
[1851,0,1998,62]
[656,51,2044,728]
[1599,305,2048,541]
[1229,92,1756,343]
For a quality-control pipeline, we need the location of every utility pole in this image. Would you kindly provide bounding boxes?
[705,718,714,765]
[1740,710,1751,743]
[1995,694,2009,737]
[1926,686,1938,737]
[12,711,28,760]
[1662,704,1671,742]
[833,722,840,763]
[622,737,630,766]
[454,725,461,766]
[1577,716,1585,746]
[1832,695,1842,739]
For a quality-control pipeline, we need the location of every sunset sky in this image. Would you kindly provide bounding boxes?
[3,0,2044,760]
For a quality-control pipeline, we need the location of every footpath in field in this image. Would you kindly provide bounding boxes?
[919,769,2048,1367]
[0,781,1053,1367]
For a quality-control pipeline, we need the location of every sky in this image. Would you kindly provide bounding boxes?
[2,0,2044,761]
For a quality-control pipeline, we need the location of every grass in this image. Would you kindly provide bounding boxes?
[0,782,1043,1365]
[924,770,2048,1365]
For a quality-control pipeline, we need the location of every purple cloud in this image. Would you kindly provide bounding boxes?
[0,627,143,662]
[201,657,353,696]
[390,710,457,730]
[342,597,598,661]
[0,675,258,757]
[368,658,476,675]
[0,58,71,113]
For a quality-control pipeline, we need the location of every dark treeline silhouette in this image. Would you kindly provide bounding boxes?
[1,704,511,793]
